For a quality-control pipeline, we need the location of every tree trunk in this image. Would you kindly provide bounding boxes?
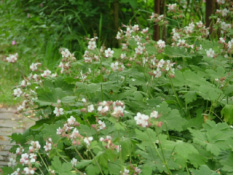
[153,0,161,41]
[113,0,119,46]
[206,0,214,34]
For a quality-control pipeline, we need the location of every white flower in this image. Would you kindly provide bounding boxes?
[13,88,22,97]
[8,157,16,167]
[120,53,126,59]
[56,127,63,135]
[16,147,24,155]
[150,110,159,118]
[29,153,37,163]
[24,167,35,175]
[32,74,40,82]
[30,63,40,71]
[71,158,78,167]
[88,40,96,50]
[82,98,87,103]
[20,153,29,165]
[217,0,225,4]
[135,167,141,174]
[70,128,79,140]
[105,48,114,58]
[121,168,130,175]
[172,32,180,41]
[53,107,64,117]
[157,40,166,49]
[88,104,95,112]
[44,139,52,152]
[6,53,18,63]
[132,24,139,31]
[206,48,215,58]
[221,22,231,31]
[67,116,76,125]
[219,37,225,43]
[111,62,125,72]
[29,141,41,152]
[97,105,109,113]
[61,48,72,58]
[135,45,144,54]
[98,120,106,130]
[196,21,203,28]
[41,69,51,77]
[84,137,93,146]
[177,39,186,47]
[168,3,177,11]
[221,8,229,17]
[153,69,162,78]
[134,112,149,127]
[112,106,124,118]
[10,168,20,175]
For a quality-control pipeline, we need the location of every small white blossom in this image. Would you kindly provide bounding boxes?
[105,48,114,58]
[84,136,93,146]
[13,88,22,97]
[70,128,79,140]
[88,40,96,50]
[67,116,76,125]
[206,48,215,58]
[98,120,106,130]
[24,167,35,175]
[88,104,95,112]
[53,107,64,117]
[150,110,159,118]
[41,69,51,78]
[134,112,149,127]
[6,53,18,63]
[157,40,166,49]
[71,158,78,167]
[29,141,41,152]
[121,168,130,175]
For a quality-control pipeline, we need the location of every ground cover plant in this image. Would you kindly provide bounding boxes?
[1,0,233,175]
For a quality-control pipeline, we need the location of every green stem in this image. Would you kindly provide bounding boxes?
[118,131,123,171]
[38,152,50,174]
[146,129,172,174]
[155,128,172,175]
[74,147,84,160]
[88,148,104,175]
[169,77,184,112]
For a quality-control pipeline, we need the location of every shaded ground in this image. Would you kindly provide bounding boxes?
[0,107,34,167]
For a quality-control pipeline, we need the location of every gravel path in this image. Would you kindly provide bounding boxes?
[0,107,34,167]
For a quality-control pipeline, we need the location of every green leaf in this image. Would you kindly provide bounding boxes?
[76,160,92,169]
[190,120,233,156]
[164,46,192,58]
[51,156,72,175]
[184,91,197,104]
[157,102,187,131]
[86,164,100,175]
[191,165,218,175]
[221,104,233,124]
[219,151,233,172]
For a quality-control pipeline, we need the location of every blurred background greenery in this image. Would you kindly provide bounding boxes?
[0,0,208,106]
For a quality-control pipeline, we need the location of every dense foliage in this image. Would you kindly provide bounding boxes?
[1,0,233,175]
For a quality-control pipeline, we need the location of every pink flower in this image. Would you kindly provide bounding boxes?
[12,40,16,45]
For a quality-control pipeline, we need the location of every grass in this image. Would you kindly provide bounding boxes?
[0,78,22,107]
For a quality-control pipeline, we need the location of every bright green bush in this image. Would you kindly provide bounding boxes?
[2,1,233,175]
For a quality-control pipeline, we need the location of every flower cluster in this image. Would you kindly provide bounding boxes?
[9,141,41,175]
[6,53,18,63]
[99,136,121,152]
[134,110,161,128]
[81,100,125,118]
[58,48,76,74]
